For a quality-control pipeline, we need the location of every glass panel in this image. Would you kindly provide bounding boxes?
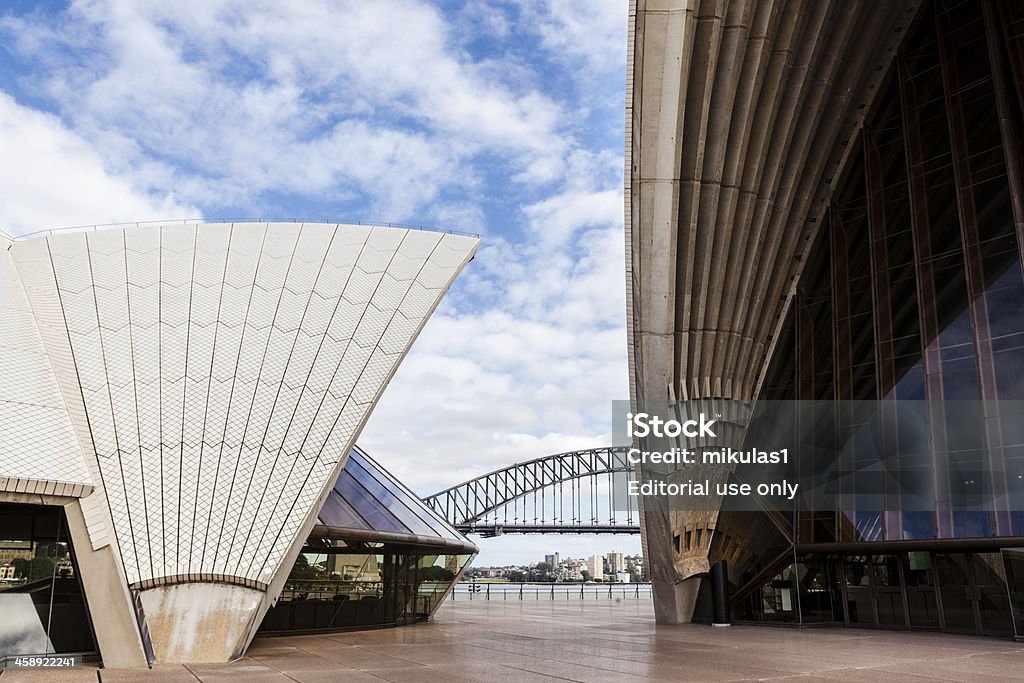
[904,552,940,629]
[1004,548,1024,638]
[416,553,472,618]
[972,552,1014,637]
[743,564,800,624]
[0,504,95,656]
[935,552,978,634]
[332,470,409,534]
[345,456,438,537]
[317,490,370,530]
[872,555,906,627]
[318,448,475,545]
[843,556,875,626]
[349,449,467,540]
[796,556,839,623]
[260,546,472,634]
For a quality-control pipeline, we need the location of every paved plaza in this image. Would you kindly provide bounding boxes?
[3,599,1024,681]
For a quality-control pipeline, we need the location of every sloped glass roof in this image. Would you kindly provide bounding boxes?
[315,447,476,554]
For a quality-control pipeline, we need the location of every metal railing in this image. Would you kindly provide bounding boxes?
[451,582,652,600]
[5,217,480,242]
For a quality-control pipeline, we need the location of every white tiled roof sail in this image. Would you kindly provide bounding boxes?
[6,222,478,588]
[0,237,93,497]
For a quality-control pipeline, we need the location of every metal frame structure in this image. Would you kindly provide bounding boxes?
[423,447,640,536]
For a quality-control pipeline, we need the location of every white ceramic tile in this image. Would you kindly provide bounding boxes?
[5,222,478,589]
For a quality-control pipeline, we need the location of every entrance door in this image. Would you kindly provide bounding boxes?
[903,552,940,629]
[872,555,907,627]
[842,556,876,626]
[972,553,1014,637]
[840,555,909,628]
[934,552,1014,636]
[935,553,979,634]
[1004,548,1024,639]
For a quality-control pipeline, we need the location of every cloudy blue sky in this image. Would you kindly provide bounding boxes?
[0,0,638,565]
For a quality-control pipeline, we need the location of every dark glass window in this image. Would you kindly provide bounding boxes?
[258,546,472,634]
[0,504,96,657]
[346,453,441,538]
[332,470,408,535]
[318,490,369,530]
[753,0,1024,545]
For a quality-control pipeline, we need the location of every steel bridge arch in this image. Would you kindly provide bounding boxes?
[422,446,638,535]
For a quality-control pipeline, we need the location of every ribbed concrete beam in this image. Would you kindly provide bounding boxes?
[626,0,920,623]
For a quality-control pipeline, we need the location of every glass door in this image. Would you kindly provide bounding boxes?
[1004,548,1024,639]
[935,553,978,634]
[934,552,1014,636]
[842,556,876,626]
[872,555,906,627]
[903,552,940,629]
[972,553,1014,638]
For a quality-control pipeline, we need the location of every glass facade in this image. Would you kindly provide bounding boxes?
[259,447,476,634]
[726,0,1024,637]
[0,504,96,657]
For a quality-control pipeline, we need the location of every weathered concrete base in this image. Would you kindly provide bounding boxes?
[140,583,264,663]
[651,576,702,624]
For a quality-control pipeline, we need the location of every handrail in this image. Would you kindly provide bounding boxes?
[6,217,480,241]
[451,581,652,601]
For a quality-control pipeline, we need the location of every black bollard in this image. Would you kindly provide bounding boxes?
[711,559,731,627]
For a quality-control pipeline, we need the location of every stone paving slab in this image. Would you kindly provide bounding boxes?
[2,599,1023,681]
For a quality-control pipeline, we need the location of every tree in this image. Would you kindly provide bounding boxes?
[529,562,556,582]
[29,556,54,581]
[11,556,55,582]
[421,565,455,582]
[581,570,591,582]
[10,557,30,579]
[288,554,321,581]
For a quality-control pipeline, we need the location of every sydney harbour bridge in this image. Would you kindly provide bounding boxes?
[422,446,640,536]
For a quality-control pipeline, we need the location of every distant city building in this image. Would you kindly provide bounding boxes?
[606,551,625,574]
[564,558,585,581]
[0,548,33,565]
[586,555,604,581]
[325,554,380,582]
[544,553,560,568]
[477,568,506,579]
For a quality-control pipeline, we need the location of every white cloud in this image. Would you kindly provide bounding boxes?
[526,0,628,75]
[1,0,572,220]
[361,190,628,495]
[0,93,195,235]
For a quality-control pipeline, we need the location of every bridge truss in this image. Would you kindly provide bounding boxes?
[422,446,640,536]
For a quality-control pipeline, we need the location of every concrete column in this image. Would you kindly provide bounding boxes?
[63,498,150,669]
